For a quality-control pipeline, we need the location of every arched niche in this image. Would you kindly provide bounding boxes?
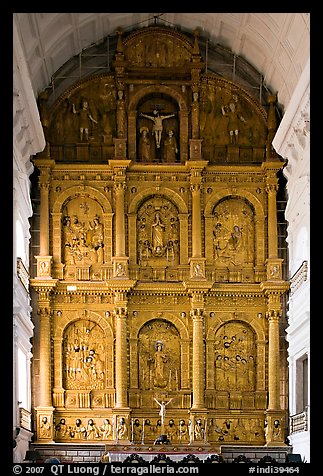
[204,190,265,270]
[53,311,114,392]
[128,188,189,266]
[129,314,190,391]
[127,85,189,163]
[206,316,266,394]
[51,185,113,266]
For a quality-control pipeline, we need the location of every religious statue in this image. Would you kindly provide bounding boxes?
[140,110,176,148]
[221,95,246,144]
[39,416,51,438]
[100,419,112,440]
[151,212,165,254]
[153,398,175,427]
[149,341,168,388]
[72,99,98,141]
[117,417,128,440]
[163,129,178,162]
[139,126,153,161]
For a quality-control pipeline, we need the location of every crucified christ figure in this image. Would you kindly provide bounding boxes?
[140,110,176,148]
[154,398,175,427]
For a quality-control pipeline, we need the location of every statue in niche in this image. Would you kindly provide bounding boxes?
[140,110,176,149]
[214,322,255,392]
[139,126,153,161]
[72,98,98,141]
[149,341,168,388]
[87,215,104,264]
[221,95,247,144]
[137,197,181,265]
[151,211,165,254]
[137,199,179,266]
[163,129,178,162]
[139,319,180,391]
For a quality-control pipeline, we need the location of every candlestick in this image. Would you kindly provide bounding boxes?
[204,418,207,445]
[189,419,193,444]
[141,418,145,445]
[131,418,134,444]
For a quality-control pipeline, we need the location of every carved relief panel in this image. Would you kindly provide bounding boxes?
[214,321,256,392]
[124,29,192,68]
[212,197,255,267]
[62,196,106,267]
[63,320,106,390]
[138,319,180,391]
[137,196,179,267]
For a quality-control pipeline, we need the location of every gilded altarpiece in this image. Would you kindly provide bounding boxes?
[30,25,289,451]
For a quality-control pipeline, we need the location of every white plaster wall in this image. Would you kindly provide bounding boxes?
[273,58,310,462]
[13,15,45,462]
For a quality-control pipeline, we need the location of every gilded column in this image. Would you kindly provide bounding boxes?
[110,160,131,277]
[39,180,50,256]
[189,163,208,278]
[191,183,202,258]
[30,284,57,443]
[263,164,283,280]
[191,91,200,139]
[115,181,126,257]
[261,285,289,446]
[38,304,52,408]
[114,295,129,409]
[112,29,127,159]
[267,309,281,410]
[266,176,278,259]
[33,154,55,278]
[189,28,204,161]
[266,94,279,160]
[190,291,206,410]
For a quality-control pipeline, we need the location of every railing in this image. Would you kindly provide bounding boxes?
[290,260,308,295]
[290,410,308,434]
[17,257,30,291]
[20,407,32,431]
